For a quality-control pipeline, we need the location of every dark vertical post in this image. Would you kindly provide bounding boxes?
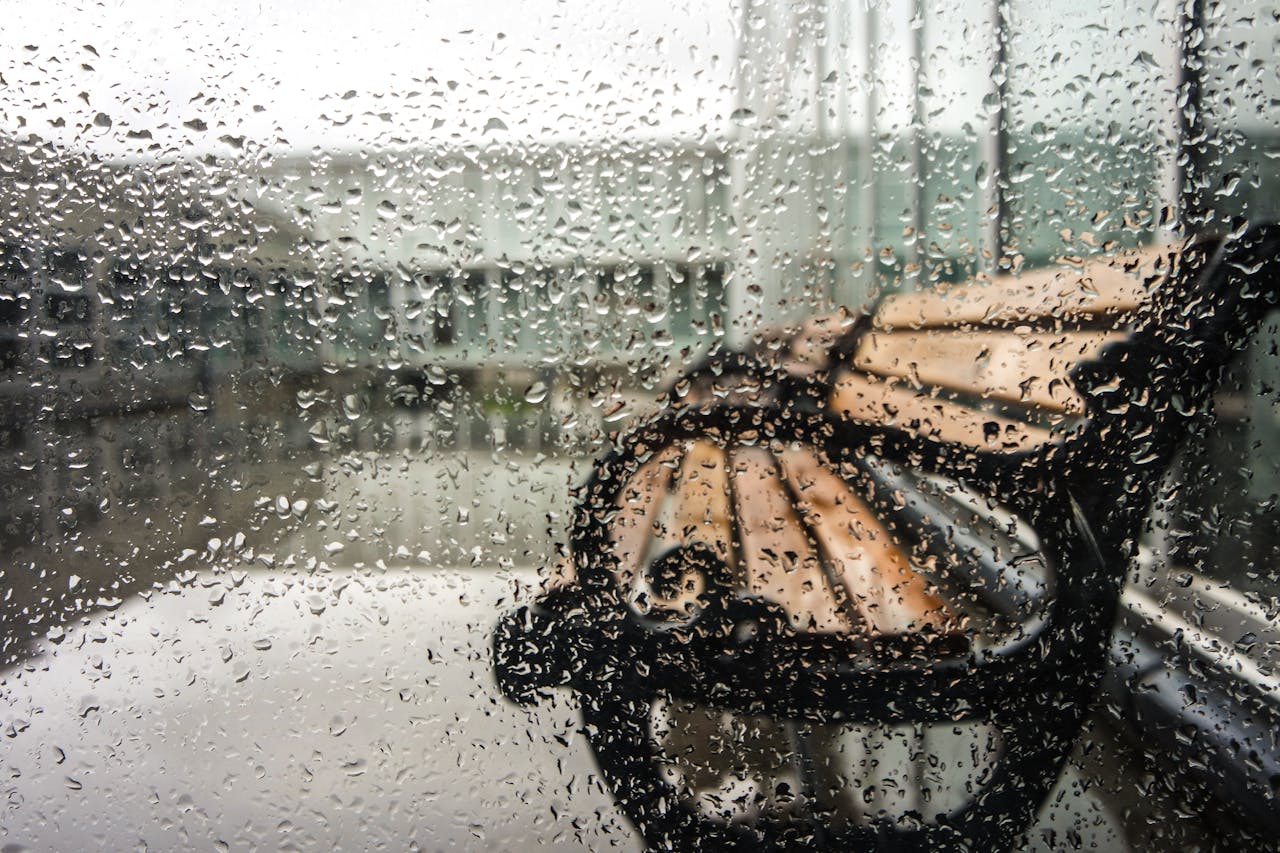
[910,0,927,291]
[862,0,880,296]
[1176,0,1209,232]
[991,0,1011,273]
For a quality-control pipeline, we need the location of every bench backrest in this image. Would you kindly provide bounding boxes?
[771,240,1215,449]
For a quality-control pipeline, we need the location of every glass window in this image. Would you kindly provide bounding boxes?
[0,2,1276,850]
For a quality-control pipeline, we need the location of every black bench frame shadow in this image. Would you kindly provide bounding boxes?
[493,223,1280,853]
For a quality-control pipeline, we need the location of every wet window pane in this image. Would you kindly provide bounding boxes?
[1,2,1276,850]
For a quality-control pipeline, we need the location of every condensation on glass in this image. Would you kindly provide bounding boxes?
[0,1,1275,851]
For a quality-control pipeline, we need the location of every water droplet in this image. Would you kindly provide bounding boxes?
[524,381,548,404]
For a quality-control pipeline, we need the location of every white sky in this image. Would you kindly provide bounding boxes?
[0,0,741,159]
[0,0,1196,162]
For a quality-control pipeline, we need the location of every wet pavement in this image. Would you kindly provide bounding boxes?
[2,565,645,851]
[1,565,1128,852]
[1,431,631,850]
[0,417,1213,851]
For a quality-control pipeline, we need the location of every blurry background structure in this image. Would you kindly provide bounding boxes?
[0,0,1277,849]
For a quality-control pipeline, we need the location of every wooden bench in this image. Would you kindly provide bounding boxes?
[494,225,1280,852]
[594,239,1213,640]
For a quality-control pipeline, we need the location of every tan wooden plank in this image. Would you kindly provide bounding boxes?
[605,443,680,588]
[624,440,736,615]
[828,371,1054,450]
[761,307,861,376]
[729,446,856,633]
[787,309,859,371]
[667,440,735,567]
[850,328,1120,413]
[873,243,1185,330]
[779,448,955,635]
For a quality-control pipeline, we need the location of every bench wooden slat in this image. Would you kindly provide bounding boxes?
[607,445,679,586]
[598,438,960,637]
[872,243,1182,330]
[667,440,735,569]
[829,372,1053,450]
[779,448,955,635]
[608,441,735,614]
[851,329,1121,413]
[731,447,856,633]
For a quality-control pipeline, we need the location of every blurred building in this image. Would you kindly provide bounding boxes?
[0,133,745,544]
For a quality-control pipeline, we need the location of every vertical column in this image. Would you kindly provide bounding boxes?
[983,0,1010,276]
[725,0,828,345]
[1174,0,1209,232]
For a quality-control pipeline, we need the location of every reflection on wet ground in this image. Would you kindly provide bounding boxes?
[2,409,633,849]
[2,567,1124,852]
[0,410,1242,850]
[2,568,631,850]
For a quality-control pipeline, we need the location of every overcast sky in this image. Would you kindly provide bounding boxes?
[0,0,1196,162]
[0,0,741,159]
